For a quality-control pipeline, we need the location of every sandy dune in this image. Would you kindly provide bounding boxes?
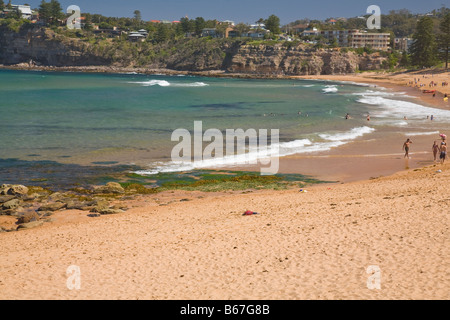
[0,163,448,300]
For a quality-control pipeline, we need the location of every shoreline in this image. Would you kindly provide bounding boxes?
[1,65,448,185]
[2,63,448,109]
[1,66,449,300]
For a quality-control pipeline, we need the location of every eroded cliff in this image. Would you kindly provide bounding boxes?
[0,27,387,75]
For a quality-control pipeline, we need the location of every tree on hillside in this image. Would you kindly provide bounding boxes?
[410,17,438,67]
[39,0,64,25]
[194,17,206,36]
[437,13,450,70]
[265,14,281,34]
[214,23,227,38]
[49,0,63,20]
[154,23,170,43]
[0,0,5,11]
[234,23,250,37]
[133,10,142,29]
[38,0,51,22]
[179,17,195,34]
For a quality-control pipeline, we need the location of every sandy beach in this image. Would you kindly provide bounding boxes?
[0,69,449,300]
[0,162,448,300]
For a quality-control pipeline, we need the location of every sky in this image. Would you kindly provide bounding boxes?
[22,0,448,24]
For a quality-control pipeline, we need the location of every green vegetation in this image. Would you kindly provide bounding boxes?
[265,14,281,35]
[1,2,449,70]
[437,13,450,69]
[116,170,330,193]
[410,17,438,67]
[38,0,64,26]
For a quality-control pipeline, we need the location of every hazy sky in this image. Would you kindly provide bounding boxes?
[24,0,447,24]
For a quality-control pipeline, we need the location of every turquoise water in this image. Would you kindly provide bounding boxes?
[1,69,449,185]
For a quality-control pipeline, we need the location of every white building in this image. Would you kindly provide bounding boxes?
[11,4,32,19]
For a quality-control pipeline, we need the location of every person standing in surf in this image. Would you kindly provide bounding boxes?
[432,141,440,162]
[403,138,412,159]
[440,142,447,164]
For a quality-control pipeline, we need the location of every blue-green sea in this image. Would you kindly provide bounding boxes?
[1,69,449,188]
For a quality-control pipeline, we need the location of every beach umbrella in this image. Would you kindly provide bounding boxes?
[440,133,447,139]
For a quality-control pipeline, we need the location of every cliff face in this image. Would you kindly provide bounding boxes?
[0,27,387,75]
[228,44,386,75]
[0,27,110,66]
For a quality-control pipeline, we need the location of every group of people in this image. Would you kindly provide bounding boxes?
[344,113,371,121]
[426,80,448,87]
[432,139,447,164]
[403,136,447,164]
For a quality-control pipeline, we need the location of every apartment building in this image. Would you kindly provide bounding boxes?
[302,28,391,50]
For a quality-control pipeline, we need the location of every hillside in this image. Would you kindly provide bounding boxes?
[0,26,389,75]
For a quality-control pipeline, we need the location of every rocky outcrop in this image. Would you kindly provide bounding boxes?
[0,26,387,75]
[0,182,132,232]
[229,44,386,75]
[0,26,110,66]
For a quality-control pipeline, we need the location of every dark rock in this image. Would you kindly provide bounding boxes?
[16,221,44,230]
[2,199,21,210]
[37,202,67,212]
[17,211,40,224]
[0,195,15,204]
[66,200,97,211]
[93,182,125,194]
[98,208,125,215]
[0,185,11,195]
[0,209,18,216]
[7,185,29,196]
[39,211,54,217]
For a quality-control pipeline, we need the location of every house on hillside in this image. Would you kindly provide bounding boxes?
[221,20,235,26]
[201,28,217,37]
[291,24,309,34]
[11,4,32,19]
[128,30,148,42]
[242,29,270,39]
[301,27,320,37]
[1,4,32,19]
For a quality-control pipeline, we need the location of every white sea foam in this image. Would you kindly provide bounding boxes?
[319,126,375,141]
[322,85,338,93]
[129,80,209,87]
[351,90,411,97]
[356,95,450,120]
[134,126,375,175]
[404,131,440,136]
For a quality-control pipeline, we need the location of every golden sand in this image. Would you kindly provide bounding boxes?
[0,70,449,300]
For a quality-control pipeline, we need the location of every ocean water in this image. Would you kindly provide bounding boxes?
[1,69,449,186]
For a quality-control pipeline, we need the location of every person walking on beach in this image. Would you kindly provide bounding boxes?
[403,138,412,159]
[439,142,447,164]
[432,141,440,161]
